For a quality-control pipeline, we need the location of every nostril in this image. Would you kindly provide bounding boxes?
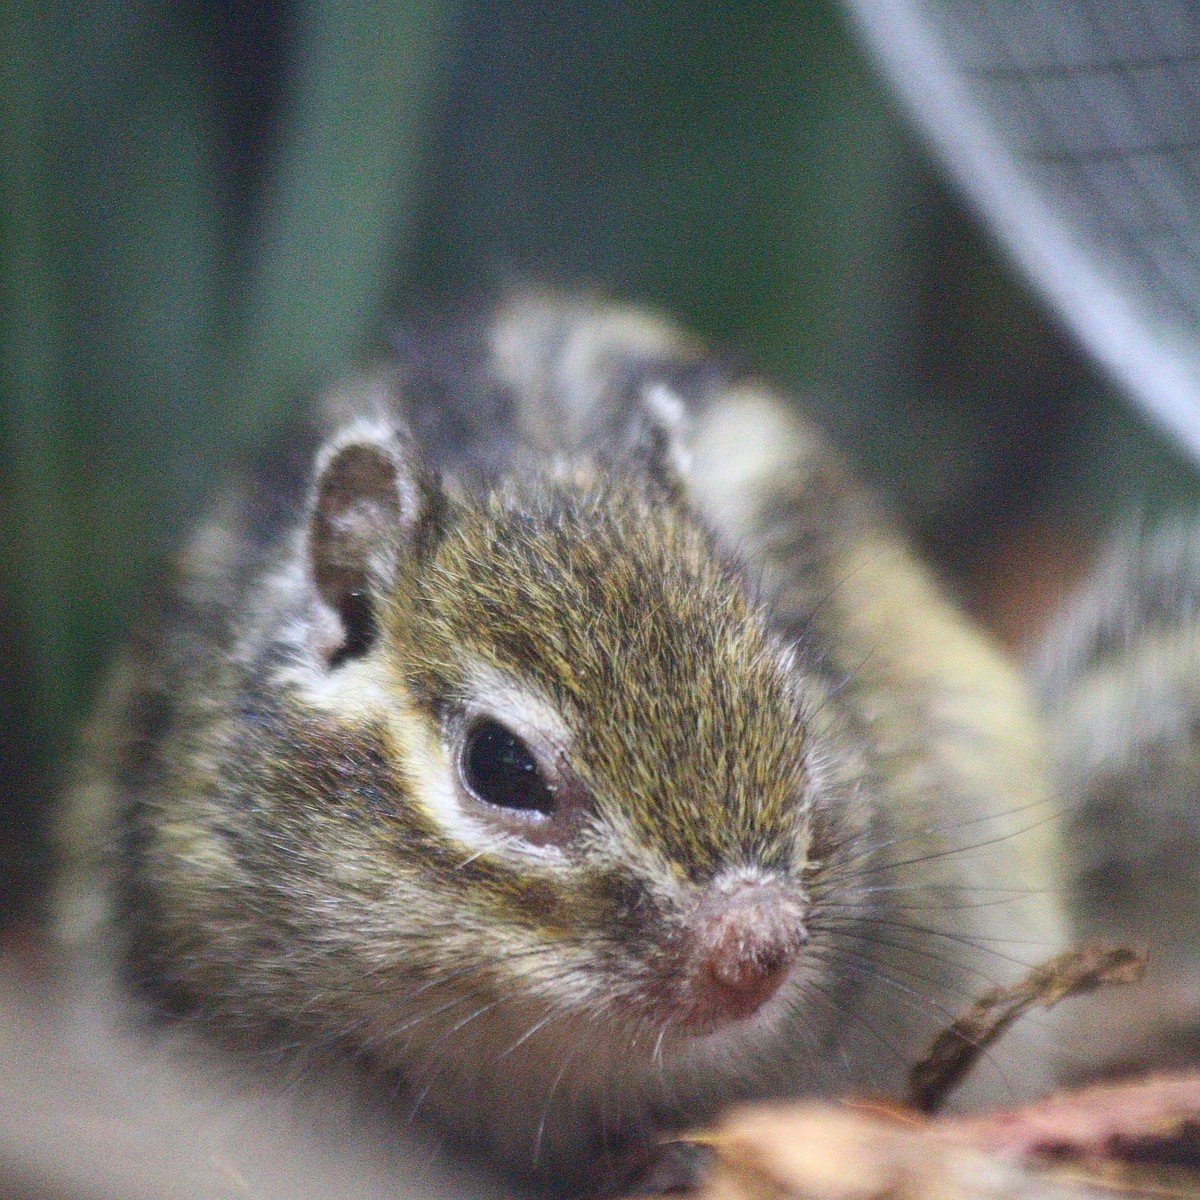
[708,941,790,994]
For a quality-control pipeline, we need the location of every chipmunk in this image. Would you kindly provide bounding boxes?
[56,293,1065,1195]
[1033,521,1200,1078]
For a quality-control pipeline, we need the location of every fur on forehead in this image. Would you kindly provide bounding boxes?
[378,470,811,873]
[385,469,760,686]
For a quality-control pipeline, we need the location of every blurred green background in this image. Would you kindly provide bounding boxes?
[4,0,1199,924]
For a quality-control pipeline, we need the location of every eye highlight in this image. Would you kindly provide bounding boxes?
[460,718,558,816]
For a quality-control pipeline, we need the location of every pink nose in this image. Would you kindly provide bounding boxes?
[701,933,794,1016]
[682,881,807,1029]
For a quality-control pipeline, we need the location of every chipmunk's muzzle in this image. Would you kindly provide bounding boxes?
[666,877,809,1033]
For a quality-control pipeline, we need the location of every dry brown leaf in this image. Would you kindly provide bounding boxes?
[935,1072,1200,1168]
[909,943,1147,1114]
[666,1103,1097,1200]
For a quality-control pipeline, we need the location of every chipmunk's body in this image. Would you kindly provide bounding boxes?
[58,296,1063,1193]
[1034,523,1200,1076]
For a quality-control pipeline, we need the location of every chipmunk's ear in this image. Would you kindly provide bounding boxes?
[306,420,439,666]
[635,382,693,507]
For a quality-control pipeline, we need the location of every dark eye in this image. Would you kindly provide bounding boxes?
[460,719,557,816]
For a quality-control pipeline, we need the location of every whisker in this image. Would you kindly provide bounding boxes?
[809,942,978,1026]
[652,1024,668,1069]
[829,879,1044,898]
[496,1010,560,1061]
[798,974,912,1085]
[857,913,1057,957]
[533,1040,585,1168]
[824,890,1044,913]
[808,922,1009,996]
[457,836,514,868]
[837,800,1066,880]
[812,950,1017,1100]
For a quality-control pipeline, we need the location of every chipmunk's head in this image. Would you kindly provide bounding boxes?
[270,401,865,1057]
[208,396,872,1179]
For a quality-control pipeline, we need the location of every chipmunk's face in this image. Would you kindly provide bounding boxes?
[269,421,868,1081]
[383,476,827,1033]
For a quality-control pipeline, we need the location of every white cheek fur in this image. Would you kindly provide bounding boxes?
[399,721,544,863]
[276,653,397,718]
[298,657,571,866]
[434,667,574,863]
[459,667,571,755]
[274,613,576,865]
